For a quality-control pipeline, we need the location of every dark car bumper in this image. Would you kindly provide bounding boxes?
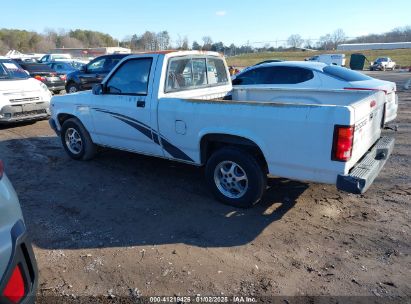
[0,220,38,304]
[337,136,395,194]
[44,81,65,93]
[49,118,60,136]
[0,103,50,124]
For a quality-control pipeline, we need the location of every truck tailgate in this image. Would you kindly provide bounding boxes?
[348,91,386,171]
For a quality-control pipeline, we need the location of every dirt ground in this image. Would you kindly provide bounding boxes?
[0,71,410,303]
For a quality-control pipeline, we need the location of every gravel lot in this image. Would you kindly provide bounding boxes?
[0,71,410,303]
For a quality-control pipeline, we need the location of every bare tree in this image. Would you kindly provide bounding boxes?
[287,34,304,48]
[60,36,83,48]
[331,29,346,49]
[317,34,333,50]
[202,36,213,50]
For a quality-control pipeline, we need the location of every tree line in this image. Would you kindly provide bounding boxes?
[0,26,410,56]
[286,26,411,50]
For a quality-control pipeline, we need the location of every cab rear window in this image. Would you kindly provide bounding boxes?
[166,56,228,92]
[323,65,371,82]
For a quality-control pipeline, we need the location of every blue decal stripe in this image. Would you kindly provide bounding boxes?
[92,108,193,162]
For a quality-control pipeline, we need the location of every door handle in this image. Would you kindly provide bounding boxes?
[137,100,146,108]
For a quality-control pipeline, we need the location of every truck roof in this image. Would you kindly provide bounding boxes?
[130,50,223,58]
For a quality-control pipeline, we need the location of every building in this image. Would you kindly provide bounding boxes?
[50,47,131,59]
[337,42,411,51]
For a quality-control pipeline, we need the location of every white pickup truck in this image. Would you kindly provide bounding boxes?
[49,51,395,208]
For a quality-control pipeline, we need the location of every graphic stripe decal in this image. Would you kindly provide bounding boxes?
[93,108,193,162]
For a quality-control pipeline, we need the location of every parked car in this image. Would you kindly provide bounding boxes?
[49,51,394,208]
[232,61,398,123]
[370,57,396,71]
[0,57,51,124]
[0,159,38,303]
[47,61,78,75]
[38,53,72,64]
[65,54,129,93]
[306,54,346,66]
[18,63,66,95]
[253,59,283,66]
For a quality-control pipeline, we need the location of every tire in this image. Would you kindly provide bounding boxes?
[61,118,96,160]
[66,82,79,94]
[205,147,267,208]
[392,65,396,71]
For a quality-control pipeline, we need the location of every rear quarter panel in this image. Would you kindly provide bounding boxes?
[0,174,23,279]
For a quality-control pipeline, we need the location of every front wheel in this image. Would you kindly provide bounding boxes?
[205,147,267,208]
[61,118,96,160]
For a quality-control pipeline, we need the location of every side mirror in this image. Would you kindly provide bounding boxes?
[80,65,87,72]
[92,83,104,95]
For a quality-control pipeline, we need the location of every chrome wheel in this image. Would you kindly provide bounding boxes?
[65,128,83,155]
[68,86,78,93]
[214,161,248,199]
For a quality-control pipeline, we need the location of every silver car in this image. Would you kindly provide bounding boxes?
[0,159,37,303]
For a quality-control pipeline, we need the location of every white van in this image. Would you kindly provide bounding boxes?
[306,54,346,66]
[0,57,52,124]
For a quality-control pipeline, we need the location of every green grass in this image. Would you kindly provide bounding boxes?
[226,49,411,68]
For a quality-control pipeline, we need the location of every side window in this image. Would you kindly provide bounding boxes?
[166,56,229,92]
[206,58,228,84]
[166,57,193,91]
[258,67,314,84]
[87,58,106,73]
[106,58,152,95]
[104,58,122,72]
[234,69,263,85]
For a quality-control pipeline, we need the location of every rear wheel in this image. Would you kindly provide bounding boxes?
[66,83,79,94]
[61,118,96,160]
[205,147,266,208]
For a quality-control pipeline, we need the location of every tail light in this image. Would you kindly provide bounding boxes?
[59,74,67,81]
[34,75,45,82]
[332,125,354,162]
[0,159,4,179]
[2,265,26,303]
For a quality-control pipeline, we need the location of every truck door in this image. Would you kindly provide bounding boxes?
[90,56,164,157]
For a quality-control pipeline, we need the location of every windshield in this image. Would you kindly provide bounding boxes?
[0,60,30,80]
[323,65,372,82]
[375,58,387,63]
[70,61,85,69]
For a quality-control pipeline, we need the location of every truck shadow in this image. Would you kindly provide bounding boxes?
[1,136,308,249]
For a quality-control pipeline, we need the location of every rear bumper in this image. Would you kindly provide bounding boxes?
[0,102,50,124]
[337,136,395,194]
[0,220,38,304]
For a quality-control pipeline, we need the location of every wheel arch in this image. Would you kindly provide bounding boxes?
[200,133,268,172]
[57,113,77,127]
